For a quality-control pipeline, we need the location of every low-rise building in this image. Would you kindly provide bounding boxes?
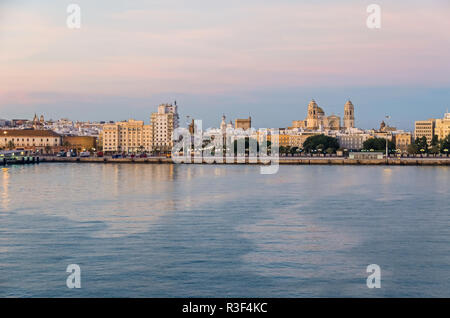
[0,129,61,152]
[0,119,10,127]
[349,152,384,159]
[263,130,321,148]
[337,133,371,150]
[63,136,97,151]
[393,132,412,153]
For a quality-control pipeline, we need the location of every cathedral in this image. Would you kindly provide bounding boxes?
[32,113,45,129]
[291,99,355,131]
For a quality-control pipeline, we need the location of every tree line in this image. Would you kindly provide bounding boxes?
[277,133,450,155]
[407,135,450,154]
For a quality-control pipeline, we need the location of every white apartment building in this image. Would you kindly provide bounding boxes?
[435,112,450,140]
[151,103,179,152]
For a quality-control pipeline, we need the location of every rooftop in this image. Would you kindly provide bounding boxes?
[1,129,61,137]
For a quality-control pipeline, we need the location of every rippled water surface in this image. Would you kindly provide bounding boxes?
[0,163,449,297]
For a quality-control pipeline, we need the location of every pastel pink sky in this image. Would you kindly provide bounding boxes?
[1,1,449,101]
[0,0,449,130]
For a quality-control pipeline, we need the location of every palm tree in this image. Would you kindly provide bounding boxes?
[7,140,15,150]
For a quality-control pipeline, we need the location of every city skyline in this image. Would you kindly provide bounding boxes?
[1,0,450,130]
[1,94,449,133]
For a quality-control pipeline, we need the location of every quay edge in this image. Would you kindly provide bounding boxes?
[31,156,450,166]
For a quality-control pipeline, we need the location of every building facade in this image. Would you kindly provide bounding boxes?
[0,129,61,151]
[337,133,371,150]
[343,100,355,129]
[414,120,435,144]
[100,102,179,153]
[151,103,179,152]
[414,113,450,144]
[291,99,355,131]
[264,131,321,148]
[63,136,97,151]
[393,133,412,153]
[435,112,450,140]
[101,119,152,153]
[235,117,252,130]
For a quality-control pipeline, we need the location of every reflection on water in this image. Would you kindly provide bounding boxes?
[0,164,251,238]
[1,168,9,211]
[0,164,449,297]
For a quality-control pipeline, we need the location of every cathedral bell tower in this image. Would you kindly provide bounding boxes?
[307,99,319,129]
[344,100,355,129]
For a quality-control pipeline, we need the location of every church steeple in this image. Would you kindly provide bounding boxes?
[307,99,320,129]
[220,114,227,131]
[344,100,355,129]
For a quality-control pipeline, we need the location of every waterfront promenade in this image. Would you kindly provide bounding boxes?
[36,156,450,166]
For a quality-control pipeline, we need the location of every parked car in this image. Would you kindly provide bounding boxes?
[97,151,104,157]
[80,151,90,157]
[112,154,123,159]
[56,151,66,157]
[139,153,147,158]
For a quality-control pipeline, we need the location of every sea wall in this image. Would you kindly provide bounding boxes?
[38,156,450,166]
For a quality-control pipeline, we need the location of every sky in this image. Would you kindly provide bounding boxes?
[0,0,449,131]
